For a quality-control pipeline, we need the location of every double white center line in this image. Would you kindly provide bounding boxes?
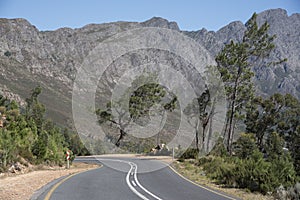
[126,161,162,200]
[98,158,162,200]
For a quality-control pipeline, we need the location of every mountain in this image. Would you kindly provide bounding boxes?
[0,8,299,128]
[185,8,300,97]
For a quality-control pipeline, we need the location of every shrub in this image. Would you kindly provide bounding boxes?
[179,148,199,160]
[233,133,257,159]
[202,156,236,186]
[200,150,297,194]
[209,137,228,157]
[4,51,11,57]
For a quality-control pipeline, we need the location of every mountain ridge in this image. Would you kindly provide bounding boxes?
[0,8,299,127]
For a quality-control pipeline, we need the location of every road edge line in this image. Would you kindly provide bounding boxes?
[44,166,102,200]
[168,165,238,200]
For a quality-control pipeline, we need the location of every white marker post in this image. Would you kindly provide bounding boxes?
[66,150,70,169]
[172,147,174,161]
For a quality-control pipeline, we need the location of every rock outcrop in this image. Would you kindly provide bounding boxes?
[0,8,299,127]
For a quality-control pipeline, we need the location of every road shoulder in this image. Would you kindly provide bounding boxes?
[0,162,99,200]
[171,160,273,200]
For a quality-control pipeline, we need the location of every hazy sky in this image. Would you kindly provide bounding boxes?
[0,0,299,31]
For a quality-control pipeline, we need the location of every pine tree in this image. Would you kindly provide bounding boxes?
[216,13,278,153]
[245,93,285,149]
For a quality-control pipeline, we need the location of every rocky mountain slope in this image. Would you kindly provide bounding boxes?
[0,8,299,127]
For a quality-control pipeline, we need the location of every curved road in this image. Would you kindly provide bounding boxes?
[33,156,238,200]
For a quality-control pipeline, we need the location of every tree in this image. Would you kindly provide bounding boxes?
[291,127,300,175]
[0,87,76,170]
[277,94,300,176]
[216,13,279,153]
[96,73,177,147]
[0,129,16,169]
[233,133,258,159]
[265,132,285,161]
[184,88,212,152]
[245,93,285,149]
[25,86,45,132]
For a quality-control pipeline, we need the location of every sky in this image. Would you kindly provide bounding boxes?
[0,0,299,31]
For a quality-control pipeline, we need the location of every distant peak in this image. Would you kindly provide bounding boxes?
[0,18,38,31]
[258,8,288,17]
[145,17,169,23]
[141,17,180,31]
[256,8,289,22]
[255,8,289,27]
[0,18,31,25]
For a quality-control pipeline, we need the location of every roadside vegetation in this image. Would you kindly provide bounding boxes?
[94,13,300,198]
[0,86,89,173]
[176,13,300,199]
[1,11,299,199]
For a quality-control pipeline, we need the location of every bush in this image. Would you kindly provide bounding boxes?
[199,150,297,194]
[234,150,273,193]
[233,133,257,159]
[179,148,199,161]
[202,156,236,186]
[209,137,228,157]
[4,51,11,57]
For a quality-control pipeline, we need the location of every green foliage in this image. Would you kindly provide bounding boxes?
[178,148,199,161]
[216,13,280,153]
[0,86,86,172]
[178,12,298,197]
[202,150,297,194]
[0,129,16,170]
[4,50,11,57]
[245,93,300,176]
[233,133,257,159]
[62,129,90,156]
[245,94,286,149]
[129,73,177,126]
[291,127,300,176]
[202,156,237,186]
[96,72,177,147]
[265,132,285,161]
[208,137,228,157]
[129,83,166,121]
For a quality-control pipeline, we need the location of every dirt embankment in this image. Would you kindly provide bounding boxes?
[0,163,99,200]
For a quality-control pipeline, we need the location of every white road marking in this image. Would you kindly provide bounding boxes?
[94,158,163,200]
[75,157,237,200]
[131,162,163,200]
[132,180,137,187]
[126,163,149,200]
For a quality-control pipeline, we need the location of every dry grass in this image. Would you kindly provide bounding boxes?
[0,162,99,200]
[171,160,274,200]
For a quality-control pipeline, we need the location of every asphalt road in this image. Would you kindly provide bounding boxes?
[33,156,238,200]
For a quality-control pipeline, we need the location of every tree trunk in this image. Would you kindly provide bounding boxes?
[195,119,200,151]
[116,129,126,147]
[230,118,237,150]
[227,75,239,154]
[156,132,160,146]
[227,102,236,154]
[206,100,216,152]
[202,119,208,153]
[156,112,165,146]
